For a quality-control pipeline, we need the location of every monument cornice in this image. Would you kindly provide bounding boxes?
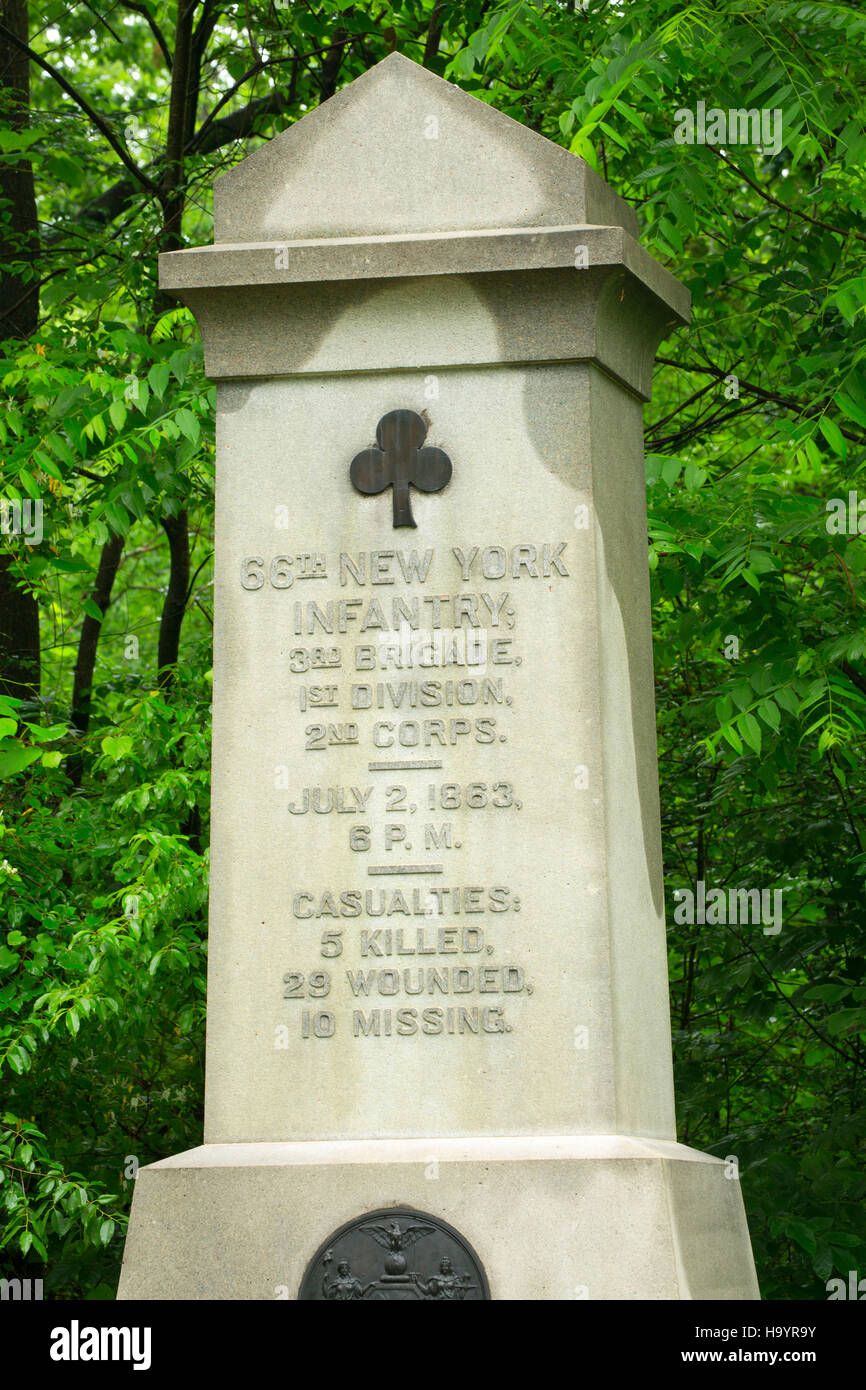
[160,222,690,326]
[160,225,689,400]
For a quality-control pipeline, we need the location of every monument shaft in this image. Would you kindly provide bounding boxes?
[205,352,673,1144]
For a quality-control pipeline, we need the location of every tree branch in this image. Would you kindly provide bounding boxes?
[117,0,173,69]
[709,146,866,246]
[655,356,866,446]
[422,3,446,67]
[187,55,268,153]
[186,0,222,144]
[319,25,348,102]
[0,20,158,193]
[0,0,41,702]
[79,0,124,47]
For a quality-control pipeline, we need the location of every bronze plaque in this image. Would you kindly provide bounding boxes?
[298,1207,490,1300]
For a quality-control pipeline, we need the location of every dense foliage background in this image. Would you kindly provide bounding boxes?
[0,0,863,1300]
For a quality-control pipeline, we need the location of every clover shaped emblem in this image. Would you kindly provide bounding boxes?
[349,409,452,528]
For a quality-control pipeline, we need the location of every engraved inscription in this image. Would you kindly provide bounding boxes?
[239,538,567,1044]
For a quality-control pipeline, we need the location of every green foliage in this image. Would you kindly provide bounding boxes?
[1,0,864,1299]
[0,663,210,1294]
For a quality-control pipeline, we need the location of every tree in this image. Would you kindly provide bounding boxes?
[0,0,40,702]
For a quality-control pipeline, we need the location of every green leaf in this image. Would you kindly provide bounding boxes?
[129,378,150,414]
[46,152,83,186]
[739,712,762,754]
[784,1217,818,1257]
[452,48,476,79]
[174,408,200,444]
[147,362,170,399]
[757,699,781,731]
[34,449,62,481]
[25,722,69,742]
[812,1246,834,1282]
[684,461,707,491]
[29,1231,48,1260]
[835,390,866,428]
[826,1231,860,1248]
[18,469,40,499]
[100,734,134,761]
[827,1008,866,1037]
[0,745,43,779]
[819,417,847,460]
[804,983,850,1003]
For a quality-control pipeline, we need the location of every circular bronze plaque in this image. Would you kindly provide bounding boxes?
[298,1207,490,1301]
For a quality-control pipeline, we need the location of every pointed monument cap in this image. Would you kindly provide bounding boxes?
[213,51,639,243]
[162,52,689,393]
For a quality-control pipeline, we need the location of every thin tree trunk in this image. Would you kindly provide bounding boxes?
[0,0,40,703]
[154,5,196,682]
[422,5,445,67]
[158,0,196,257]
[0,556,39,702]
[0,0,38,339]
[157,510,190,688]
[185,0,219,145]
[320,26,348,101]
[68,534,124,784]
[70,535,124,735]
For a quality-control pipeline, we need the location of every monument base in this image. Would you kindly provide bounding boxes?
[117,1135,760,1300]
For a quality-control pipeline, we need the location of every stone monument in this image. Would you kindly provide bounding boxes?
[117,52,760,1300]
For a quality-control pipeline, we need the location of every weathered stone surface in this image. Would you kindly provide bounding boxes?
[158,263,684,401]
[212,52,639,243]
[199,351,677,1146]
[117,1136,760,1300]
[161,223,685,291]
